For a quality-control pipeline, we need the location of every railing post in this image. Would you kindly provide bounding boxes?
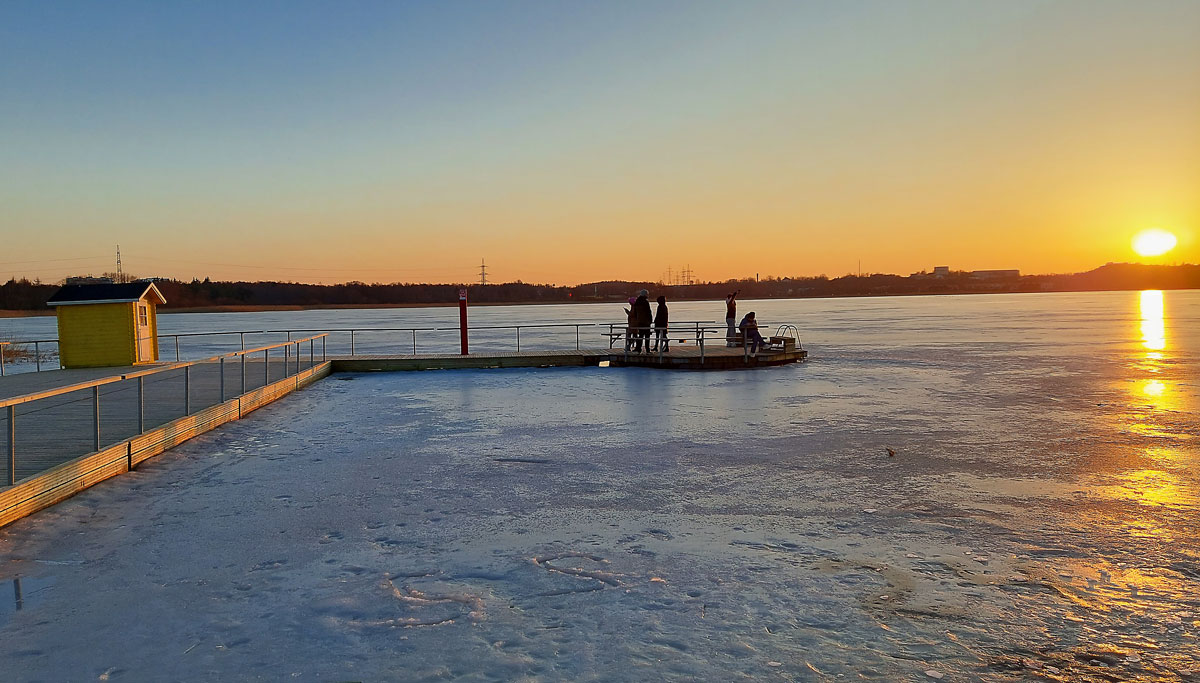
[34,342,41,372]
[220,357,226,402]
[184,365,191,415]
[412,330,417,354]
[264,348,270,386]
[322,336,326,361]
[576,325,581,350]
[137,376,145,433]
[175,336,180,362]
[284,344,290,378]
[700,335,705,364]
[1,344,6,377]
[309,339,314,368]
[92,386,100,452]
[516,327,521,352]
[7,405,15,486]
[241,354,246,394]
[240,332,245,351]
[350,330,356,356]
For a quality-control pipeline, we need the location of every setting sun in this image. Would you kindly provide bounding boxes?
[1132,229,1178,257]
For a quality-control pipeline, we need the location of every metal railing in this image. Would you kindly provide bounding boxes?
[1,319,800,371]
[270,321,724,356]
[605,323,804,364]
[2,324,671,371]
[1,331,274,373]
[0,338,59,375]
[267,324,610,355]
[2,334,327,486]
[158,330,267,361]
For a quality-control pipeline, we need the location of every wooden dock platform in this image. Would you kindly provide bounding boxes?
[330,344,807,372]
[606,343,807,369]
[330,349,609,372]
[1,359,330,528]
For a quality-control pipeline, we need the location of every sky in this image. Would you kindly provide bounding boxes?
[2,0,1198,285]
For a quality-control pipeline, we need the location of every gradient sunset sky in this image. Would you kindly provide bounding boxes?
[2,1,1197,285]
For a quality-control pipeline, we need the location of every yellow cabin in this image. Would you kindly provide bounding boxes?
[47,282,167,368]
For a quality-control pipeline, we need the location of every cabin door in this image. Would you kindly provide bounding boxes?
[136,303,153,362]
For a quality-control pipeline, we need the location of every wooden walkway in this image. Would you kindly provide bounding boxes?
[1,360,330,528]
[1,358,323,483]
[330,349,609,371]
[331,344,807,372]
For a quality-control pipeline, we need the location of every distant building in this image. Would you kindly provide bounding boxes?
[970,269,1020,280]
[932,266,950,278]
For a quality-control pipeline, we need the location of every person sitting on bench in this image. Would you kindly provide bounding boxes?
[739,312,767,354]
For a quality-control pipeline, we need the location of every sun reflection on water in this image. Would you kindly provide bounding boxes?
[1132,291,1172,414]
[1139,290,1165,353]
[1097,290,1195,543]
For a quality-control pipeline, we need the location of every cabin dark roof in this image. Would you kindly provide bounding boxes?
[47,282,167,306]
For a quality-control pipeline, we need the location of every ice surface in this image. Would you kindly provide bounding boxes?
[1,291,1198,681]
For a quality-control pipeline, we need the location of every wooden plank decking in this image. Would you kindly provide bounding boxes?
[330,349,609,371]
[2,358,325,483]
[606,342,807,369]
[0,361,331,528]
[330,344,807,372]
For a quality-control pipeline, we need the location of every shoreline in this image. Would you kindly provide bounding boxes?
[2,285,1197,318]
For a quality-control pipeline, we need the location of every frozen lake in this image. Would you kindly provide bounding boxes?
[1,290,1198,680]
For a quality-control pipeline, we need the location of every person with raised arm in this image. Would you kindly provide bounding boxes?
[725,290,740,346]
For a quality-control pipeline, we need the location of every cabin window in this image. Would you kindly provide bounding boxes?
[138,304,149,327]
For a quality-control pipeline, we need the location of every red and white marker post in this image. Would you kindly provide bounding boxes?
[459,288,469,355]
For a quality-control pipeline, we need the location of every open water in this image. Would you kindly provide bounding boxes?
[0,291,1197,681]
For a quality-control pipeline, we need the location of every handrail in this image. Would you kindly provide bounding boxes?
[0,338,58,345]
[160,330,269,337]
[3,321,742,369]
[603,321,803,362]
[0,338,60,373]
[4,323,726,349]
[260,322,722,354]
[0,334,327,410]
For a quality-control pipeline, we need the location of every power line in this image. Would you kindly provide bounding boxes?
[125,254,462,274]
[0,255,107,266]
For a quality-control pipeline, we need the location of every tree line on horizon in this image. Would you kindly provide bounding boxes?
[1,262,1197,311]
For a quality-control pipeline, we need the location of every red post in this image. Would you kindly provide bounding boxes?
[459,288,469,355]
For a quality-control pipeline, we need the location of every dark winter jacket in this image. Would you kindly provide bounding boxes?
[654,302,668,328]
[632,295,653,329]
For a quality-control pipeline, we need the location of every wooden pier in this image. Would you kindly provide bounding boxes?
[330,349,609,372]
[606,343,807,369]
[329,344,806,372]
